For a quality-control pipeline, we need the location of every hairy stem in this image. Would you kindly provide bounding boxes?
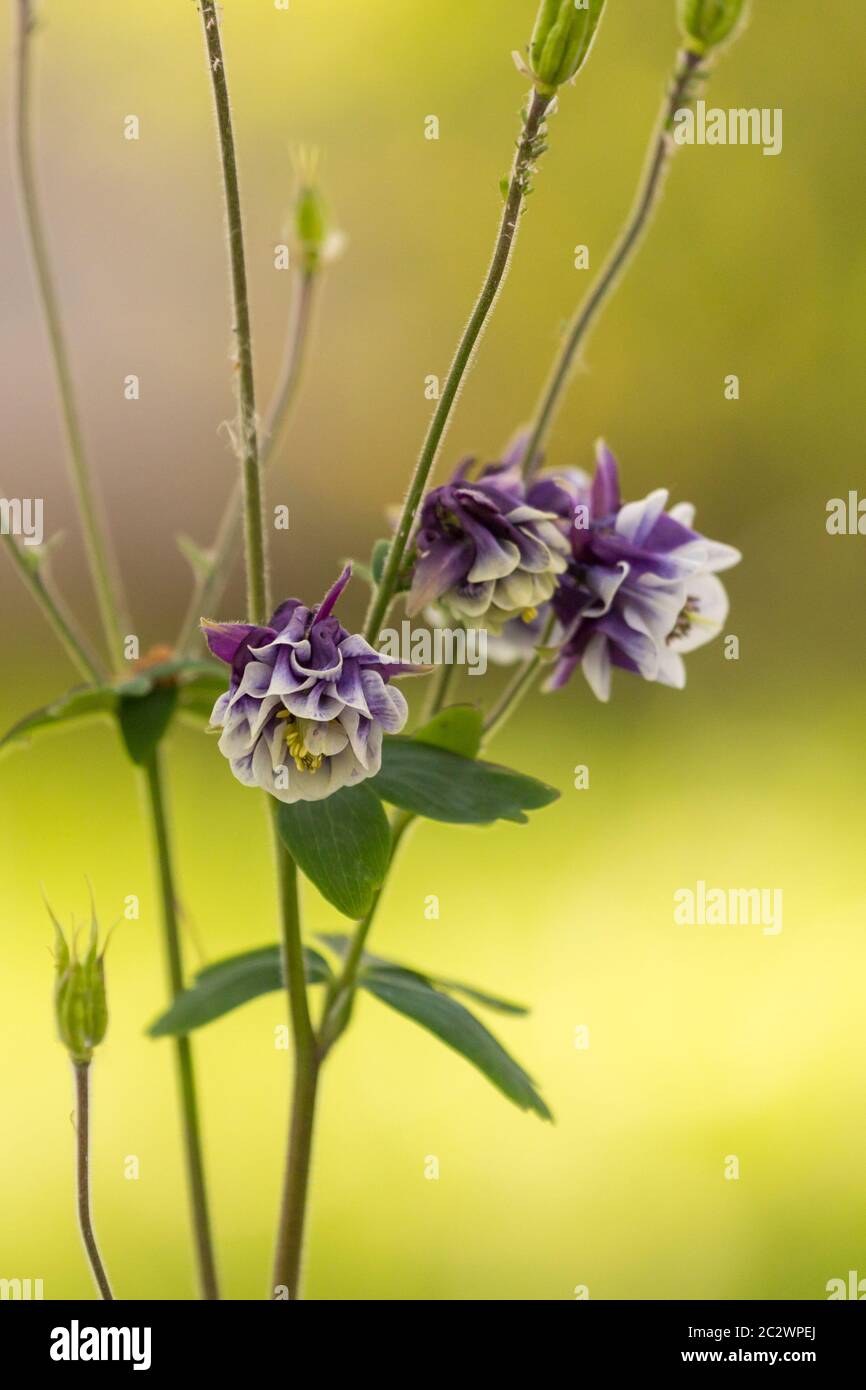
[270,804,317,1300]
[2,534,104,683]
[521,49,705,474]
[13,0,128,667]
[199,0,269,625]
[178,269,319,651]
[142,751,220,1300]
[73,1061,113,1300]
[196,2,313,1302]
[363,87,552,643]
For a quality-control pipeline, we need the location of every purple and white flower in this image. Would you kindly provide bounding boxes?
[542,442,741,700]
[406,457,570,631]
[202,566,423,802]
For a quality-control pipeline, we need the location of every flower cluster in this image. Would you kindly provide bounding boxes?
[203,566,422,802]
[411,441,740,702]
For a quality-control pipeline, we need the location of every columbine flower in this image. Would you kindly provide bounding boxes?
[542,442,740,700]
[203,566,422,803]
[406,457,569,632]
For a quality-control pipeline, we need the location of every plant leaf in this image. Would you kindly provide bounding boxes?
[370,538,391,584]
[0,659,226,758]
[0,685,118,756]
[319,933,528,1015]
[118,686,179,765]
[359,966,550,1119]
[413,704,483,759]
[276,783,392,919]
[372,737,559,824]
[148,944,331,1037]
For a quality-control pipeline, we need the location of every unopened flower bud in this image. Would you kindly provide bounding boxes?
[288,154,345,274]
[49,900,109,1064]
[677,0,749,54]
[528,0,607,95]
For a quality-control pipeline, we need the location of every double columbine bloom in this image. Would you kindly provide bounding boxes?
[407,457,570,631]
[537,443,740,700]
[411,442,739,703]
[203,566,421,803]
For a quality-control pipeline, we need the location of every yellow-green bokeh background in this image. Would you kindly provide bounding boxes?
[1,0,864,1300]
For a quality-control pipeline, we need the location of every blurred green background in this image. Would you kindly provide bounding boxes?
[1,0,864,1300]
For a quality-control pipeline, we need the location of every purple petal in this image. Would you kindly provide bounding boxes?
[591,441,621,519]
[313,564,352,625]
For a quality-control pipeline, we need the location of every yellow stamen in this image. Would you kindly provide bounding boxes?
[521,607,539,624]
[277,711,322,773]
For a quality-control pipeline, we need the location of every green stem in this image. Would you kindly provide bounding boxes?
[269,804,317,1300]
[196,3,313,1300]
[73,1060,113,1300]
[142,751,220,1300]
[363,87,552,643]
[521,49,705,474]
[483,612,556,740]
[420,657,459,724]
[13,0,128,667]
[178,269,318,651]
[318,811,414,1058]
[2,534,104,683]
[199,0,269,625]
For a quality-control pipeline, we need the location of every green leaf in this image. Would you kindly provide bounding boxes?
[413,704,482,759]
[276,783,392,919]
[0,685,118,756]
[0,659,226,759]
[370,538,391,584]
[360,966,551,1119]
[372,737,559,824]
[319,933,528,1015]
[148,944,332,1037]
[118,686,178,765]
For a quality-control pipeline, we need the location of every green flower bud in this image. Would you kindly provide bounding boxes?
[288,151,345,274]
[528,0,607,94]
[677,0,749,54]
[49,900,109,1064]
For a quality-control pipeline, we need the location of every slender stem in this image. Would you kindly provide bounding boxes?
[73,1061,113,1300]
[142,751,220,1300]
[2,534,104,683]
[363,87,552,643]
[483,611,556,740]
[521,49,705,474]
[13,1,128,666]
[420,657,459,724]
[199,0,269,624]
[177,269,318,651]
[318,810,414,1058]
[270,803,317,1300]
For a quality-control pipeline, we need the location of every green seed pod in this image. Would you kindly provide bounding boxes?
[677,0,748,54]
[529,0,607,94]
[49,901,109,1064]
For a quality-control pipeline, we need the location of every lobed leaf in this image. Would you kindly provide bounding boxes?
[372,736,559,824]
[148,944,332,1037]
